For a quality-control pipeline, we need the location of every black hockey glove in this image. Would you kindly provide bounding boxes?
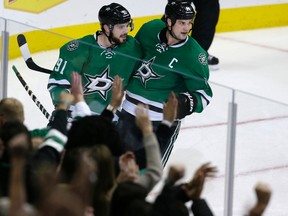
[176,92,196,119]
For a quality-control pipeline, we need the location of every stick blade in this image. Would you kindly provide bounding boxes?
[17,33,53,74]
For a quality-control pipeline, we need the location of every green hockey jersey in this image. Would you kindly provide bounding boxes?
[48,32,143,114]
[122,19,213,121]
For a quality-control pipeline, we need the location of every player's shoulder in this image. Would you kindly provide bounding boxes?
[118,35,143,57]
[141,19,166,30]
[79,34,96,43]
[187,37,204,50]
[61,34,95,52]
[122,35,141,48]
[125,35,136,42]
[136,19,165,40]
[183,37,209,70]
[186,37,208,56]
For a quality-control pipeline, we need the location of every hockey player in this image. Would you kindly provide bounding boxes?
[163,0,220,70]
[47,3,143,115]
[116,1,213,169]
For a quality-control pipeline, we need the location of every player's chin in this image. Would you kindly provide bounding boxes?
[180,32,189,38]
[119,37,127,44]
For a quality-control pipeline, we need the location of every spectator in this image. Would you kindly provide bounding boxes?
[116,104,163,191]
[0,122,33,199]
[0,130,36,216]
[248,182,272,216]
[152,162,217,216]
[0,97,24,126]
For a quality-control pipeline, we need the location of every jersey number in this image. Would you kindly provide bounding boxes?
[54,58,67,74]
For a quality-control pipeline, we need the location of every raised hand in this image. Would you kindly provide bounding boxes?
[8,133,30,159]
[166,164,185,185]
[163,91,178,123]
[135,104,152,136]
[182,162,218,200]
[70,72,84,103]
[110,75,124,108]
[249,182,272,216]
[117,151,139,183]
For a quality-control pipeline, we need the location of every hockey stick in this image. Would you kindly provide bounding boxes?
[17,34,53,74]
[12,65,51,120]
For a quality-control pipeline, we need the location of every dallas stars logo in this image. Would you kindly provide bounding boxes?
[134,57,162,86]
[83,66,113,100]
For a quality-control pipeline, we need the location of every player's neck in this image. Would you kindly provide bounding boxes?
[97,33,114,48]
[166,30,182,46]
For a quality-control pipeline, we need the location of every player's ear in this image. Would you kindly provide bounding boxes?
[167,18,172,28]
[103,24,110,35]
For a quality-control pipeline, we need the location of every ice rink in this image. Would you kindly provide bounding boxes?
[7,26,288,215]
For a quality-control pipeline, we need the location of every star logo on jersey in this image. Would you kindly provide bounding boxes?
[134,57,162,86]
[83,66,113,100]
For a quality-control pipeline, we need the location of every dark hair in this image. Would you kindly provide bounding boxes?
[0,121,32,163]
[0,121,33,202]
[110,182,150,216]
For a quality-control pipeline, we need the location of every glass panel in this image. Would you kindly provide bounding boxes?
[152,83,232,214]
[0,17,6,98]
[5,18,288,216]
[233,91,288,215]
[7,20,75,129]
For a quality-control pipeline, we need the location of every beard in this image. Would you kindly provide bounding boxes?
[111,33,127,45]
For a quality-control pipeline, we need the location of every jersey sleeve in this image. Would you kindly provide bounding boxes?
[47,38,91,105]
[184,51,213,113]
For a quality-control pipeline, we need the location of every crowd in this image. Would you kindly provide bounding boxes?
[0,1,272,215]
[0,75,272,216]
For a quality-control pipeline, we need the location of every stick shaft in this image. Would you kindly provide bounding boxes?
[12,65,51,120]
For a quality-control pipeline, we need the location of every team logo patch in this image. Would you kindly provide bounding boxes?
[67,40,79,51]
[83,66,113,100]
[198,53,208,65]
[134,57,162,87]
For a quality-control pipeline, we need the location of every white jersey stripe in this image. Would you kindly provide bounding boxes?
[196,89,212,108]
[122,96,163,121]
[125,91,164,109]
[48,78,71,86]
